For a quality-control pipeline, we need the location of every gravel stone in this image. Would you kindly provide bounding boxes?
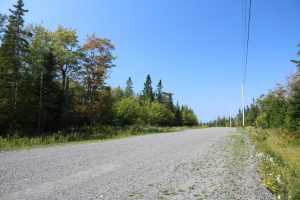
[0,128,274,200]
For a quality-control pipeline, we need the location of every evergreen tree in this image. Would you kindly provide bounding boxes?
[142,74,154,101]
[38,50,64,132]
[285,84,300,133]
[0,13,7,41]
[0,0,30,132]
[125,77,134,97]
[174,101,182,126]
[156,79,163,102]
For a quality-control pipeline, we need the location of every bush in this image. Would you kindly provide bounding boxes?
[112,97,142,125]
[142,101,174,126]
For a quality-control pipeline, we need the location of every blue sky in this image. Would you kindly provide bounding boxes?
[1,0,300,122]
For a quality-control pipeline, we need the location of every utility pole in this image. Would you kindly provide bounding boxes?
[242,84,245,127]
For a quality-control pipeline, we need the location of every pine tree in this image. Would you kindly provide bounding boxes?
[142,74,154,101]
[125,77,134,97]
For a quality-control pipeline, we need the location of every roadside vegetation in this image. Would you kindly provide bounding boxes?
[247,128,300,200]
[0,125,196,150]
[0,0,198,149]
[207,43,300,199]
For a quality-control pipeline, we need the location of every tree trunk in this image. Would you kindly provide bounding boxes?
[62,71,66,91]
[38,71,44,133]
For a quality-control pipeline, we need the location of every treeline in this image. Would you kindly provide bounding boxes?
[204,116,235,128]
[208,44,300,137]
[0,0,198,137]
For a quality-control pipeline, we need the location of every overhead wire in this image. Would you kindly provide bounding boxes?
[243,0,252,86]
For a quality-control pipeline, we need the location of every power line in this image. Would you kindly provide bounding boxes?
[244,0,252,86]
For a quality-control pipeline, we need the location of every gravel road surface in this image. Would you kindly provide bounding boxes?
[0,128,274,200]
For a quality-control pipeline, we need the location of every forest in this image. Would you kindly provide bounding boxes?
[0,0,198,139]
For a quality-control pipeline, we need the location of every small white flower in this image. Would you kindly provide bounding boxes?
[277,195,281,199]
[257,152,264,158]
[276,175,281,183]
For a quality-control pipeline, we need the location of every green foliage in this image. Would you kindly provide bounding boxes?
[0,0,30,135]
[291,180,300,200]
[155,79,163,103]
[0,125,188,150]
[142,100,175,126]
[256,112,268,129]
[125,77,134,97]
[0,1,198,140]
[0,13,7,41]
[113,97,141,125]
[142,74,154,101]
[248,128,300,200]
[285,84,300,134]
[181,105,199,126]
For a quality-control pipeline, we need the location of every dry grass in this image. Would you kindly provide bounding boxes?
[0,125,199,151]
[247,127,300,200]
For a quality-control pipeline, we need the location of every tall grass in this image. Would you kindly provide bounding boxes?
[247,127,300,200]
[0,125,196,150]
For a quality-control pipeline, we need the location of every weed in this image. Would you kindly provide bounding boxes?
[247,128,300,200]
[0,125,194,150]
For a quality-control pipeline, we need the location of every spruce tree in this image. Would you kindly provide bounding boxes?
[0,0,30,131]
[142,74,154,101]
[0,13,7,41]
[156,80,163,103]
[125,77,134,97]
[39,50,64,132]
[286,84,300,133]
[174,101,182,126]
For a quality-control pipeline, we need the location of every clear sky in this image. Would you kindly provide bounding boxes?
[1,0,300,122]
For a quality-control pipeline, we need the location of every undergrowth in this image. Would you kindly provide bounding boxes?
[246,127,300,200]
[0,125,197,150]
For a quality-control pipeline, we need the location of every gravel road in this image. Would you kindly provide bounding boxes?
[0,128,274,200]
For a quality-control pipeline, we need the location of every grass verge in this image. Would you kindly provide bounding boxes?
[0,125,200,151]
[246,127,300,200]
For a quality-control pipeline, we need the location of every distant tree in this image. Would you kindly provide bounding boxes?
[142,74,154,101]
[125,77,134,97]
[155,79,163,102]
